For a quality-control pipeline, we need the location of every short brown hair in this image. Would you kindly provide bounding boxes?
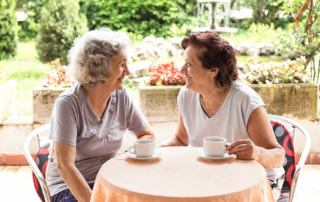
[181,31,238,87]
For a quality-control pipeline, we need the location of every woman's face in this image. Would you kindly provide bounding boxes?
[180,45,211,92]
[108,51,129,90]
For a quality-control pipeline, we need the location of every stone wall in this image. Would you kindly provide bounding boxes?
[33,87,66,124]
[0,80,16,122]
[251,83,319,120]
[128,36,279,62]
[139,85,182,122]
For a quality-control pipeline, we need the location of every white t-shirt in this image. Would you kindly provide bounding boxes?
[177,80,284,180]
[46,84,148,196]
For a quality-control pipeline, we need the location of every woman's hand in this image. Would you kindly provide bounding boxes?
[226,139,259,160]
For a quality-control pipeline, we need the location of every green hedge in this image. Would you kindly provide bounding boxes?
[36,0,87,64]
[16,0,48,41]
[0,0,18,60]
[80,0,197,38]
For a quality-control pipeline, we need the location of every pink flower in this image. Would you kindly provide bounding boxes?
[146,62,186,86]
[43,66,75,88]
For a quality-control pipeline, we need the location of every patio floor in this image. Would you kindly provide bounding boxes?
[0,164,319,202]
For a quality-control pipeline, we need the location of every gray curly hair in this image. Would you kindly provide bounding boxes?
[67,28,131,87]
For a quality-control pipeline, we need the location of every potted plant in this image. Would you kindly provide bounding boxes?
[0,65,16,122]
[139,61,186,122]
[243,57,319,120]
[33,65,75,124]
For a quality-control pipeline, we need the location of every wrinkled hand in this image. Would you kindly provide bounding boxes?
[226,139,258,160]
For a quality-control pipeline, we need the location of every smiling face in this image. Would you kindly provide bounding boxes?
[180,45,215,93]
[107,51,129,90]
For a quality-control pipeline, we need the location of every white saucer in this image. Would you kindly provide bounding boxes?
[197,148,232,160]
[126,149,161,160]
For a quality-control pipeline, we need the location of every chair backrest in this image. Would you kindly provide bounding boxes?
[268,115,311,202]
[24,124,51,202]
[33,143,50,202]
[271,121,296,189]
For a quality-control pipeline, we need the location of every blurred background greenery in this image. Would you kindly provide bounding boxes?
[0,0,319,116]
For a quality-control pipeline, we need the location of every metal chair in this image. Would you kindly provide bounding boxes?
[269,115,311,202]
[24,123,51,202]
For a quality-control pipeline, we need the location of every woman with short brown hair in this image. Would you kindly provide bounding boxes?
[163,31,285,201]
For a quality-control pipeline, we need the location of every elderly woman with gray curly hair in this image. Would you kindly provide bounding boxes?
[46,28,155,202]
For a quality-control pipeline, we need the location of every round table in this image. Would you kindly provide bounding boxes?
[91,147,274,202]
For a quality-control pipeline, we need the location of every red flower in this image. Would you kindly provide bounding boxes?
[146,62,186,86]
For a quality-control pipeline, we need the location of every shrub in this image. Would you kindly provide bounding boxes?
[43,65,75,88]
[79,0,197,38]
[16,0,48,41]
[276,0,320,82]
[0,0,18,59]
[244,57,309,84]
[146,62,186,86]
[36,0,88,65]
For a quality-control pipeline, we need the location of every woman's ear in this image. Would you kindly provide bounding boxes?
[209,67,219,79]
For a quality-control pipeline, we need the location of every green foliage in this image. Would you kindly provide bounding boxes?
[244,56,309,84]
[0,0,18,59]
[233,0,291,30]
[276,0,320,82]
[79,0,197,38]
[36,0,88,65]
[16,0,48,41]
[281,0,304,13]
[221,23,286,45]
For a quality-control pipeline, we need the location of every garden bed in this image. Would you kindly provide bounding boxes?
[33,87,66,124]
[139,85,183,123]
[251,83,319,120]
[0,80,16,122]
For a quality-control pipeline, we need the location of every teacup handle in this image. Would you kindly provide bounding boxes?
[128,146,135,154]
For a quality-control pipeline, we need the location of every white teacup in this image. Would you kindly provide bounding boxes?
[203,136,227,157]
[129,139,155,157]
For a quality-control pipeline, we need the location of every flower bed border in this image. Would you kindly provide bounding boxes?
[250,83,319,120]
[139,85,183,123]
[0,80,16,122]
[33,87,67,124]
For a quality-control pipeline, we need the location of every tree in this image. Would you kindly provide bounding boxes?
[15,0,48,40]
[36,0,87,65]
[0,0,18,60]
[253,0,283,24]
[279,0,320,82]
[79,0,197,38]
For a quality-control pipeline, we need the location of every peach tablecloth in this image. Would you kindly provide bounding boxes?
[91,147,274,202]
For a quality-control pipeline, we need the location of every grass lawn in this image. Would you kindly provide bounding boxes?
[1,41,286,117]
[1,42,51,116]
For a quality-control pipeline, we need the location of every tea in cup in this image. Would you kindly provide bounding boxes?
[129,139,155,157]
[203,136,227,157]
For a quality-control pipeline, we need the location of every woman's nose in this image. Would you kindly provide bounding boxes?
[125,64,130,75]
[180,64,186,74]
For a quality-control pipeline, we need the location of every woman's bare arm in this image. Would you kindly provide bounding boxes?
[135,124,155,140]
[227,106,285,168]
[161,112,189,146]
[55,142,92,202]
